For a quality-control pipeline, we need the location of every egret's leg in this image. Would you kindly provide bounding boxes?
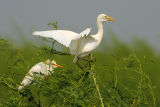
[76,57,85,71]
[81,54,96,68]
[80,58,96,63]
[76,62,85,71]
[79,53,96,64]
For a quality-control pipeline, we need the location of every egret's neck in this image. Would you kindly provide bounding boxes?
[97,21,103,36]
[46,64,53,72]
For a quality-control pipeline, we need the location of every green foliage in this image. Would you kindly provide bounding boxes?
[48,21,59,30]
[0,24,160,107]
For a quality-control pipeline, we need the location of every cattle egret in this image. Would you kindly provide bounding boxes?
[33,14,115,68]
[18,59,63,90]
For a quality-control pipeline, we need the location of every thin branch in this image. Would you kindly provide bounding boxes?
[90,54,104,107]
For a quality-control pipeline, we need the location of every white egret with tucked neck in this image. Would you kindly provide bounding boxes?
[18,59,63,90]
[33,14,115,70]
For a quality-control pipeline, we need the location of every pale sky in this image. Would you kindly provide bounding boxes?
[0,0,160,49]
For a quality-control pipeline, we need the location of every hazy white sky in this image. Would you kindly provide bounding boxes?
[0,0,160,47]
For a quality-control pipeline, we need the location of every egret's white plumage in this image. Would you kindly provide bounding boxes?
[33,30,78,47]
[18,59,62,90]
[33,14,115,63]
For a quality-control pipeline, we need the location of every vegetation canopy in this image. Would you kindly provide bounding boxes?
[0,22,159,107]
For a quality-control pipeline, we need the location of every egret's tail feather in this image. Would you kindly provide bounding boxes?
[73,56,78,63]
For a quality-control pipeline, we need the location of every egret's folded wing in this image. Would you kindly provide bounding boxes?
[33,30,78,47]
[72,28,91,40]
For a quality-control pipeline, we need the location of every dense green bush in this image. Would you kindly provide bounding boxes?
[0,23,159,106]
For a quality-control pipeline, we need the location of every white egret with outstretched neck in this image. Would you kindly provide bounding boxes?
[33,14,115,69]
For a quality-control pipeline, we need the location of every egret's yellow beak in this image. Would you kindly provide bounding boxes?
[105,16,115,22]
[54,63,63,68]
